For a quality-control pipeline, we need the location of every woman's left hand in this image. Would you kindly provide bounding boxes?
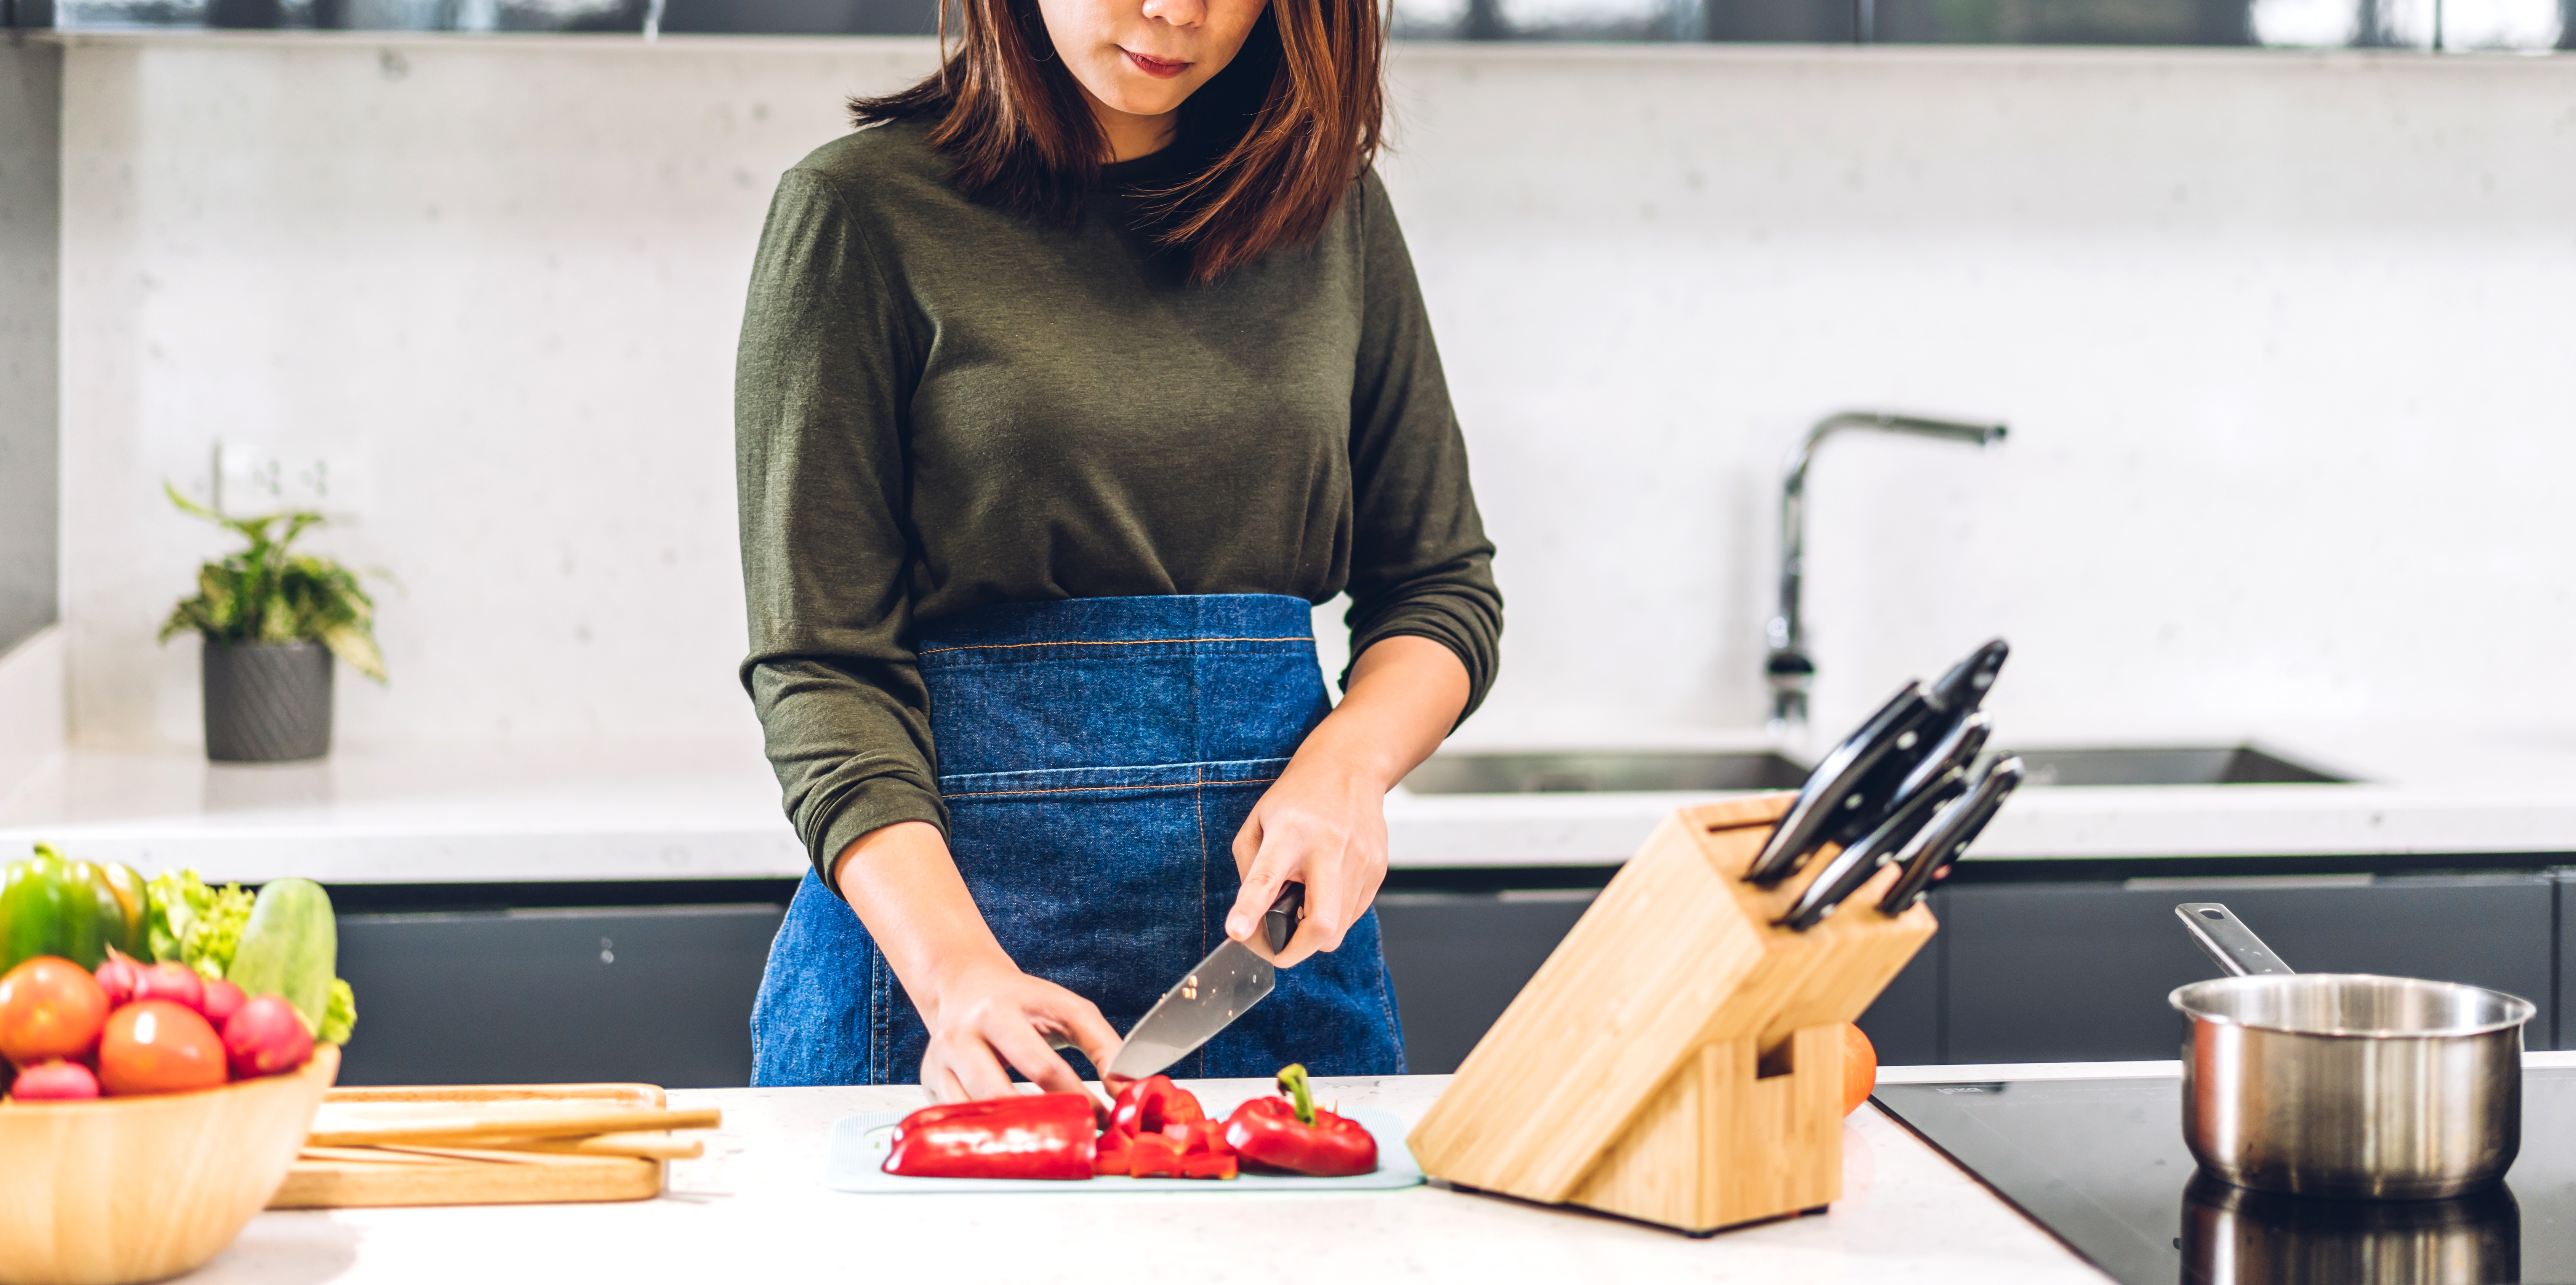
[1228,635,1470,968]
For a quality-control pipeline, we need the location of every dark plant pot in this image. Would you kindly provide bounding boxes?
[202,640,334,763]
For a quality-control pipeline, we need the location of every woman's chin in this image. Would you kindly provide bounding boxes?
[1101,89,1192,120]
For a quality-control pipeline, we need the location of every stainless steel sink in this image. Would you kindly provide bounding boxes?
[1990,745,2351,786]
[1400,751,1810,795]
[1401,744,2350,794]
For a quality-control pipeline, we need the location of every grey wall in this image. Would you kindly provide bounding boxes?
[0,35,58,655]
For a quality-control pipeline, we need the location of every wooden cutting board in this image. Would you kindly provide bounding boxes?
[268,1083,670,1208]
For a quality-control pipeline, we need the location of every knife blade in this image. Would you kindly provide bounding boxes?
[1874,755,2024,916]
[1103,883,1304,1082]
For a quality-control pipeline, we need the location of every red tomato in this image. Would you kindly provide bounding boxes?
[132,962,207,1014]
[98,1000,228,1096]
[1842,1022,1878,1115]
[0,957,111,1068]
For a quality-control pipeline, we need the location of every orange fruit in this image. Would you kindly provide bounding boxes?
[1841,1023,1877,1115]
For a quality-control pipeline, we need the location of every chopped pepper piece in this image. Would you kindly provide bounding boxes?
[1093,1128,1135,1176]
[1222,1063,1378,1177]
[882,1092,1097,1180]
[1127,1131,1187,1179]
[1111,1073,1203,1138]
[1182,1151,1239,1180]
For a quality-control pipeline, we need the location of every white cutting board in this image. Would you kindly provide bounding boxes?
[823,1107,1423,1194]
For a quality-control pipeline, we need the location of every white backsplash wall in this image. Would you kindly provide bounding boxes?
[53,35,2576,754]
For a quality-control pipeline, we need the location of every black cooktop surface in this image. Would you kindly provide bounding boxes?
[1874,1069,2576,1285]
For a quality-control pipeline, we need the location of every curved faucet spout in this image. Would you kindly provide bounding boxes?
[1766,411,2007,730]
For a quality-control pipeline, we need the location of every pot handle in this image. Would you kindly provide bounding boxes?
[2176,903,2298,978]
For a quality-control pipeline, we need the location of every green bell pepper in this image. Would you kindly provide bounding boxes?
[0,843,149,972]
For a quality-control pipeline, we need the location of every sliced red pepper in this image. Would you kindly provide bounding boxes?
[1092,1127,1133,1175]
[1182,1151,1239,1180]
[1110,1074,1205,1139]
[1221,1064,1377,1178]
[1127,1131,1187,1179]
[1162,1118,1230,1155]
[883,1092,1097,1180]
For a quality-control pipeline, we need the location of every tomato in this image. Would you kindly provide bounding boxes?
[1841,1022,1878,1115]
[98,1000,228,1096]
[0,956,111,1067]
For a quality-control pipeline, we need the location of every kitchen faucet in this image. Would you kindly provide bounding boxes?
[1766,411,2007,730]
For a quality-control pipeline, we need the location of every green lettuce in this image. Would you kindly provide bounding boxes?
[144,869,255,979]
[319,977,357,1044]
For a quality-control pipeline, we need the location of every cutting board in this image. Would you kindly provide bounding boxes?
[824,1107,1423,1194]
[268,1083,669,1208]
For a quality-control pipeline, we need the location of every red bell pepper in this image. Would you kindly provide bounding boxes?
[1182,1151,1239,1180]
[1127,1131,1187,1178]
[1093,1127,1134,1176]
[1111,1073,1204,1138]
[1222,1064,1378,1177]
[1164,1118,1231,1155]
[882,1092,1097,1180]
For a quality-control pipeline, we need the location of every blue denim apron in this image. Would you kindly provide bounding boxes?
[749,594,1407,1086]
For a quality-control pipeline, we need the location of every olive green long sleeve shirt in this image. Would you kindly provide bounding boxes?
[735,120,1503,888]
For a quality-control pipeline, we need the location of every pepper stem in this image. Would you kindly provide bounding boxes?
[1277,1063,1317,1127]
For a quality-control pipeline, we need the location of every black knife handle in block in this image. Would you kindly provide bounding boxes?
[1263,883,1305,954]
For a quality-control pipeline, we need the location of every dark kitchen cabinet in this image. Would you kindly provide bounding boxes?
[335,904,786,1088]
[1944,875,2557,1064]
[1375,890,1598,1074]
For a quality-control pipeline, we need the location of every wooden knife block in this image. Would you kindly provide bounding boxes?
[1407,792,1936,1235]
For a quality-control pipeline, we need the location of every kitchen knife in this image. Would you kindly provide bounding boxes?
[1820,639,2009,850]
[1775,765,1969,931]
[1102,883,1305,1082]
[1744,680,1934,887]
[1773,713,1991,930]
[1746,638,2010,888]
[1874,756,2025,916]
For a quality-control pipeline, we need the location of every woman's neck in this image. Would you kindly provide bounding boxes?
[1079,86,1178,163]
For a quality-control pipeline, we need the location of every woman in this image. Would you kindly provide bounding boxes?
[735,0,1500,1101]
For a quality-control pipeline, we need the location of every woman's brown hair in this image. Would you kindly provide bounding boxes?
[851,0,1384,281]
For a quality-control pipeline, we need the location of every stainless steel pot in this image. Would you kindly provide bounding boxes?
[2169,903,2534,1200]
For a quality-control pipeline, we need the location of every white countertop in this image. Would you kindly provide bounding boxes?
[171,1069,2116,1285]
[6,716,2576,885]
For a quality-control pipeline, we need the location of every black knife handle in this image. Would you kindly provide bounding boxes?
[1263,883,1305,954]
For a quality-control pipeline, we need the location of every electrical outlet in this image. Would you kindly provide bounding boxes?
[212,442,370,519]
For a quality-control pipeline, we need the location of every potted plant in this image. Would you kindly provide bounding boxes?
[157,486,386,764]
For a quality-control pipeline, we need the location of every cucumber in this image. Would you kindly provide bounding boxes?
[227,878,339,1030]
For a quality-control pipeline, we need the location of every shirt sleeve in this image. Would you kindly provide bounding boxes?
[1340,171,1505,722]
[735,168,948,893]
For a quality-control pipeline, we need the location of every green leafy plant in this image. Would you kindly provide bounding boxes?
[157,484,387,682]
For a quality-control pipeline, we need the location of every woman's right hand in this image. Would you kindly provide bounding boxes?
[833,820,1123,1103]
[916,953,1123,1103]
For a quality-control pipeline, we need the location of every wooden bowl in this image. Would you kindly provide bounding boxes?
[0,1045,340,1285]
